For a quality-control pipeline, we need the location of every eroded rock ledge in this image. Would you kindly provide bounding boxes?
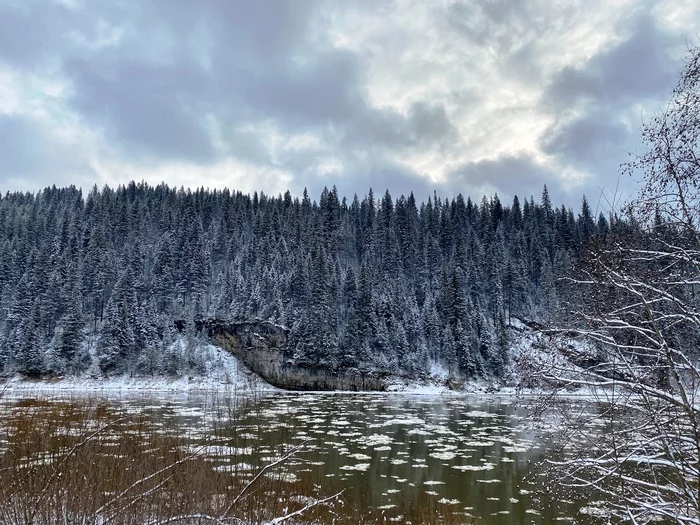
[180,319,387,391]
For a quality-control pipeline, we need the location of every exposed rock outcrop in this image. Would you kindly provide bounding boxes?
[189,319,387,391]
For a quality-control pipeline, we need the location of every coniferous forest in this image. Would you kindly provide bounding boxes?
[0,182,617,380]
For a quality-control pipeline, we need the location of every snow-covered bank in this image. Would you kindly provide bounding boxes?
[384,319,591,396]
[1,339,276,396]
[1,321,592,398]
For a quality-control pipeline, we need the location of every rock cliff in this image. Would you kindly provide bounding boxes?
[193,319,387,391]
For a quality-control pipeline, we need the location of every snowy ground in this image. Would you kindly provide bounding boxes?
[386,320,593,396]
[1,338,276,396]
[1,322,593,397]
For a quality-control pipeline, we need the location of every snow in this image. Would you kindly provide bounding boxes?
[429,451,458,460]
[339,463,371,471]
[364,434,394,446]
[0,337,276,396]
[507,318,529,330]
[380,321,601,397]
[0,321,602,399]
[452,463,495,471]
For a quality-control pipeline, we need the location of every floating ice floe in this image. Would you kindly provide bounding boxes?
[429,451,457,460]
[579,502,611,517]
[365,434,393,446]
[346,452,371,461]
[266,471,298,483]
[502,445,530,453]
[452,463,495,471]
[464,411,500,418]
[369,416,425,427]
[462,440,495,447]
[212,462,254,473]
[189,445,252,457]
[339,463,371,471]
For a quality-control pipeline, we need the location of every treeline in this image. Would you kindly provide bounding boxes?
[0,182,617,378]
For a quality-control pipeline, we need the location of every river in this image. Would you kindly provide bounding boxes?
[0,391,603,524]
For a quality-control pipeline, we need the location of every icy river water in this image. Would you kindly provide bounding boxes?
[0,391,602,523]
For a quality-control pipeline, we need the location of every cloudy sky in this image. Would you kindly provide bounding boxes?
[1,0,698,208]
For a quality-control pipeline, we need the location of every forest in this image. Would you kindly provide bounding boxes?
[0,182,620,379]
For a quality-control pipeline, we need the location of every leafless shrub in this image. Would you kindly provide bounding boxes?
[541,43,700,524]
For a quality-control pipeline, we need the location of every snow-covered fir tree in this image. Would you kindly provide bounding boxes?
[0,182,623,379]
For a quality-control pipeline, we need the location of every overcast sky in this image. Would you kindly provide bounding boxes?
[1,0,698,209]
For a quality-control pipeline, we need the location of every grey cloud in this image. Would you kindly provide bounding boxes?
[54,0,460,185]
[301,161,439,205]
[0,1,72,66]
[0,0,461,196]
[447,1,526,46]
[447,154,565,203]
[405,102,459,147]
[1,0,327,165]
[66,58,216,163]
[0,115,43,175]
[223,126,275,166]
[545,14,677,110]
[206,1,321,66]
[542,112,628,164]
[59,2,419,167]
[446,0,554,70]
[336,101,458,160]
[239,51,363,127]
[545,67,603,110]
[0,115,94,189]
[594,16,676,101]
[540,13,680,199]
[0,0,693,207]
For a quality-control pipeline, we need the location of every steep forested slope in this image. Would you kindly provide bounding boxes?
[0,182,615,379]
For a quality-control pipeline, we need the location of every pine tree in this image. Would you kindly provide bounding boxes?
[56,292,86,372]
[16,300,45,377]
[0,182,613,380]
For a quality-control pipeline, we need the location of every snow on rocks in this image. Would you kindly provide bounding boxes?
[0,337,276,396]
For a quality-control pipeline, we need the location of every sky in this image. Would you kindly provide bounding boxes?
[0,0,698,210]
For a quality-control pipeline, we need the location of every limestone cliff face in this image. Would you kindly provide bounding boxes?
[197,320,387,391]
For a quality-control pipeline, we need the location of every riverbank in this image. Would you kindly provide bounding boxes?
[1,321,592,397]
[0,339,275,396]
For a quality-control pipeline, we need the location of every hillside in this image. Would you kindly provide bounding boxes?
[0,183,612,382]
[2,319,589,394]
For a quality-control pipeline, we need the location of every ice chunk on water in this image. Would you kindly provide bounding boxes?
[339,463,371,471]
[452,463,495,471]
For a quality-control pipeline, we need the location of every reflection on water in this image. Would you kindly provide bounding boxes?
[0,392,600,523]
